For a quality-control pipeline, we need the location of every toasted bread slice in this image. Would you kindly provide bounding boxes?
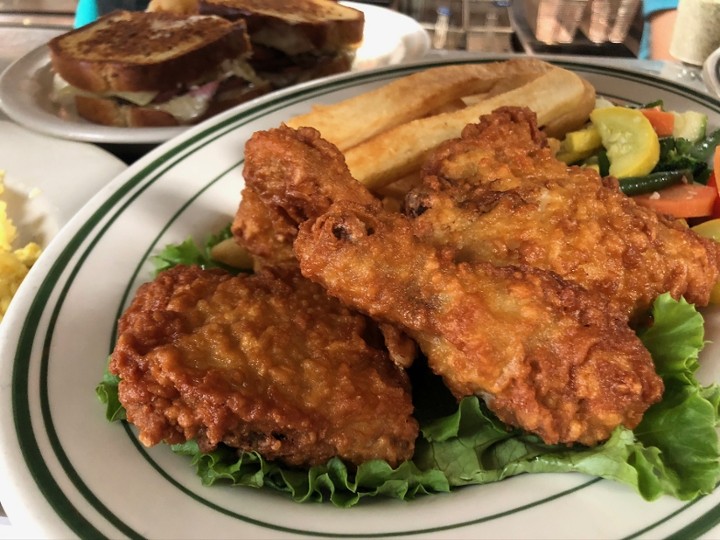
[198,0,364,54]
[48,10,252,93]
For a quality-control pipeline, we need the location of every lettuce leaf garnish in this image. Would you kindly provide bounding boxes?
[634,295,720,499]
[150,225,233,275]
[171,441,448,507]
[96,365,125,422]
[98,254,720,507]
[411,294,720,501]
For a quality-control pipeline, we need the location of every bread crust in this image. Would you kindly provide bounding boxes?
[49,10,252,93]
[199,0,364,51]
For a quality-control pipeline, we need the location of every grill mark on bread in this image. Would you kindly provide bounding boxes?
[200,0,363,23]
[198,0,364,50]
[48,10,252,93]
[73,16,234,59]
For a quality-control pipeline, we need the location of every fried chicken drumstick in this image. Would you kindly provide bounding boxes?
[406,107,720,319]
[234,129,418,368]
[243,125,663,446]
[110,265,418,468]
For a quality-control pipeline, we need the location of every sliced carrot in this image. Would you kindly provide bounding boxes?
[707,172,720,218]
[632,182,718,218]
[640,108,675,137]
[714,145,720,180]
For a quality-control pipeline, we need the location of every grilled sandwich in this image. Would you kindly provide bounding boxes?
[183,0,365,89]
[49,9,269,127]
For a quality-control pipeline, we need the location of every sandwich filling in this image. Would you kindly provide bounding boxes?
[51,57,266,124]
[196,1,364,90]
[250,45,356,89]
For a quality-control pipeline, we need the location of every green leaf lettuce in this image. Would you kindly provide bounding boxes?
[151,224,234,275]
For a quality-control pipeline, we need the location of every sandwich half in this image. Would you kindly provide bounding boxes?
[49,9,269,127]
[197,0,365,88]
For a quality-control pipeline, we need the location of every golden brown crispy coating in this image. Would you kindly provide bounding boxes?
[110,264,418,468]
[242,124,662,446]
[237,125,374,268]
[238,127,419,368]
[231,186,297,270]
[294,201,662,446]
[407,106,720,319]
[234,125,372,268]
[243,124,376,224]
[236,126,375,268]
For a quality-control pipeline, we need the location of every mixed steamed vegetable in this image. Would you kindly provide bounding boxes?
[558,99,720,220]
[557,98,720,302]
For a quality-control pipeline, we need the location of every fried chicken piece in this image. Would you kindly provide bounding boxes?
[231,121,373,268]
[231,186,297,270]
[233,124,371,268]
[238,125,419,369]
[243,124,662,446]
[110,264,418,468]
[406,106,720,319]
[243,124,377,224]
[294,201,662,446]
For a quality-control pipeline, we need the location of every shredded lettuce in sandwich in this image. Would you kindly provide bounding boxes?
[97,235,720,508]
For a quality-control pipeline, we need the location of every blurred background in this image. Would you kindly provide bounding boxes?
[390,0,642,56]
[0,0,644,57]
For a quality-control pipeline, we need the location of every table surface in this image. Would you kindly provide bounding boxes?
[0,21,718,539]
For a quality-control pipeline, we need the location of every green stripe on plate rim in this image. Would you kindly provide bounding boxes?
[9,57,720,539]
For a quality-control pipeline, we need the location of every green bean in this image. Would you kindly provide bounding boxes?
[689,128,720,161]
[618,169,693,196]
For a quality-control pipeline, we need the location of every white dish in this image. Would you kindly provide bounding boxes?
[703,46,720,98]
[2,57,720,539]
[0,120,126,246]
[0,2,429,145]
[350,2,430,71]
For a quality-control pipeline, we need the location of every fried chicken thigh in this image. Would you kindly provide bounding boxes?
[406,107,720,319]
[243,125,663,446]
[110,265,418,468]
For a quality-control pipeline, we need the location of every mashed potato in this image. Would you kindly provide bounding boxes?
[0,171,42,321]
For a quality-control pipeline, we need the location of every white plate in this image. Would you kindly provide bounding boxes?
[0,120,126,245]
[2,57,720,540]
[0,2,429,145]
